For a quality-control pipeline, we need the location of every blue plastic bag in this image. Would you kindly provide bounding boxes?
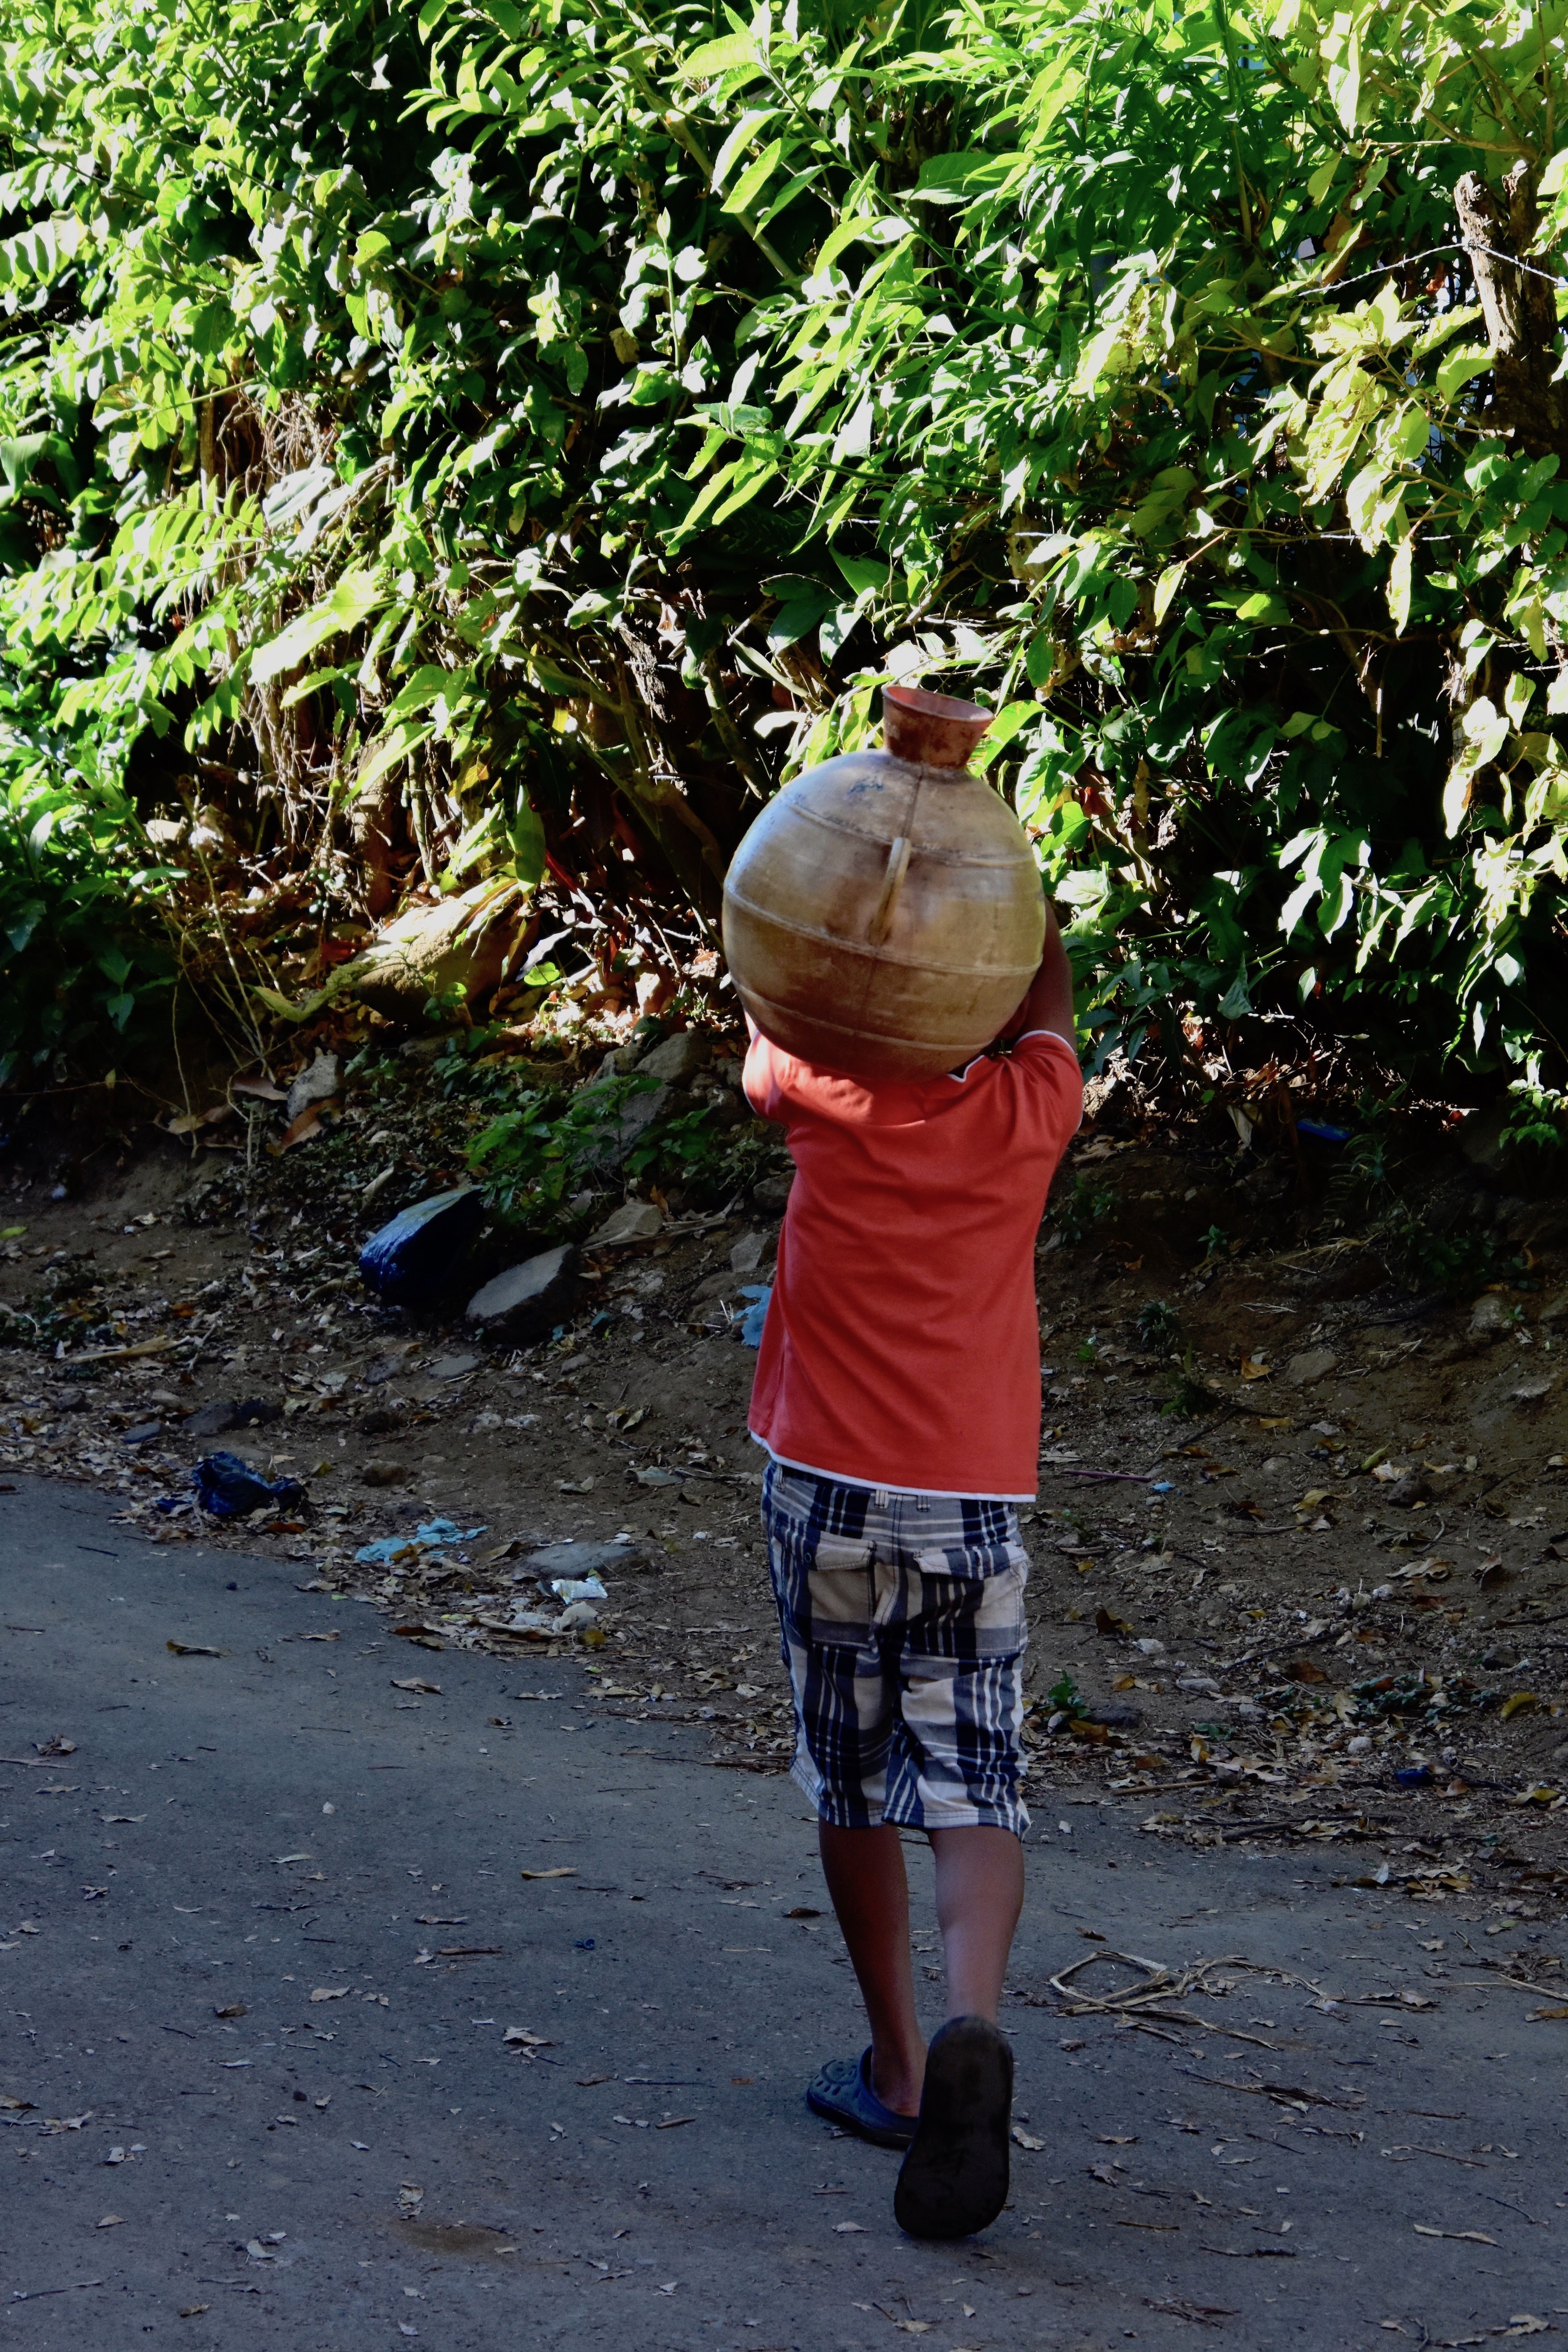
[192,1451,305,1519]
[737,1283,771,1347]
[355,1516,487,1567]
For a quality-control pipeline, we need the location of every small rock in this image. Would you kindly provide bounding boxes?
[1286,1347,1339,1387]
[1386,1470,1432,1509]
[1539,1288,1568,1327]
[636,1029,712,1085]
[1457,1104,1509,1171]
[465,1244,579,1341]
[586,1200,664,1250]
[426,1352,480,1382]
[1513,1375,1556,1406]
[122,1421,164,1448]
[183,1396,282,1439]
[1134,1636,1166,1658]
[693,1269,744,1304]
[360,1187,484,1307]
[751,1173,793,1217]
[285,1052,341,1124]
[729,1229,777,1277]
[357,1406,404,1438]
[1482,1647,1519,1670]
[1077,1700,1142,1728]
[1469,1292,1512,1339]
[363,1460,408,1488]
[521,1539,641,1580]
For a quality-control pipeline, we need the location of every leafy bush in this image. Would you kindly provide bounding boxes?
[3,0,1568,1093]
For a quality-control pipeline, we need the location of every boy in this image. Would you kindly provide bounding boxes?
[741,911,1079,2241]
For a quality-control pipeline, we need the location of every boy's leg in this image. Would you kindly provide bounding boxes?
[928,1825,1024,2020]
[818,1821,925,2114]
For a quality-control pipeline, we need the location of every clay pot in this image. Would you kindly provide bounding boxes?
[721,685,1045,1081]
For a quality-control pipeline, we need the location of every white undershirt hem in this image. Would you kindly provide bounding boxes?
[750,1433,1035,1505]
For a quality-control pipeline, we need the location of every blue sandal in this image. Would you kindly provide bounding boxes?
[807,2049,919,2149]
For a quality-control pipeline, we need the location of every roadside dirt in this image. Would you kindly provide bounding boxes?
[4,1041,1568,1984]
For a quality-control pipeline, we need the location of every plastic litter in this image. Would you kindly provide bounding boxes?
[543,1575,607,1604]
[354,1516,486,1567]
[738,1283,771,1347]
[554,1600,600,1632]
[358,1187,484,1306]
[1296,1120,1352,1144]
[192,1451,306,1519]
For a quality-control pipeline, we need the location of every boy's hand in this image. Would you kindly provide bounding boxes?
[998,902,1075,1049]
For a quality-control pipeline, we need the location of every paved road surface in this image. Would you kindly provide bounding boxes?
[1,1475,1563,2350]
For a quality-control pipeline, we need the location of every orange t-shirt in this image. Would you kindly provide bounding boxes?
[742,1028,1082,1500]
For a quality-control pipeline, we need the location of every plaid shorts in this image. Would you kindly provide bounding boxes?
[761,1461,1030,1836]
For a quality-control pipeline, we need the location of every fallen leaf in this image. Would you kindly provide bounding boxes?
[0,2095,35,2112]
[309,1986,349,2003]
[391,1678,442,1696]
[1526,2004,1568,2021]
[833,2220,867,2233]
[96,2214,124,2229]
[1095,1606,1134,1638]
[519,1866,577,1880]
[557,1478,595,1494]
[1412,2223,1497,2244]
[35,1736,76,1758]
[167,1642,222,1658]
[1012,2124,1045,2150]
[655,2115,697,2130]
[1282,1659,1328,1684]
[213,2002,247,2019]
[1239,1357,1271,1381]
[179,2306,210,2318]
[502,2027,555,2048]
[1501,1692,1537,1720]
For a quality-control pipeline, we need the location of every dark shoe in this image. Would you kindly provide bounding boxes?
[893,2015,1012,2240]
[806,2048,919,2149]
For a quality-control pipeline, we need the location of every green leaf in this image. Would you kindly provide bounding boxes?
[721,138,785,220]
[1386,539,1412,636]
[250,572,388,684]
[1436,344,1493,403]
[680,31,758,79]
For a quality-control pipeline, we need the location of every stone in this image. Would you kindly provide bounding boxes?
[693,1269,744,1304]
[1286,1347,1338,1387]
[636,1028,712,1085]
[1458,1103,1509,1171]
[1077,1700,1142,1728]
[1512,1374,1556,1407]
[122,1421,164,1447]
[1385,1470,1432,1509]
[586,1200,664,1250]
[1540,1288,1568,1325]
[520,1538,641,1580]
[358,1406,404,1437]
[183,1396,280,1439]
[1469,1292,1512,1339]
[465,1244,579,1341]
[751,1173,794,1216]
[362,1460,409,1487]
[729,1228,777,1276]
[285,1052,341,1124]
[426,1352,481,1381]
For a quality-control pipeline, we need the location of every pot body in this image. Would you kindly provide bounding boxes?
[722,743,1045,1083]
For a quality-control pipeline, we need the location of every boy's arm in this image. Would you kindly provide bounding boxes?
[1002,901,1075,1048]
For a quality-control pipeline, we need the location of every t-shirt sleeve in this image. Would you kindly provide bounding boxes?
[743,1030,785,1121]
[1007,1028,1084,1145]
